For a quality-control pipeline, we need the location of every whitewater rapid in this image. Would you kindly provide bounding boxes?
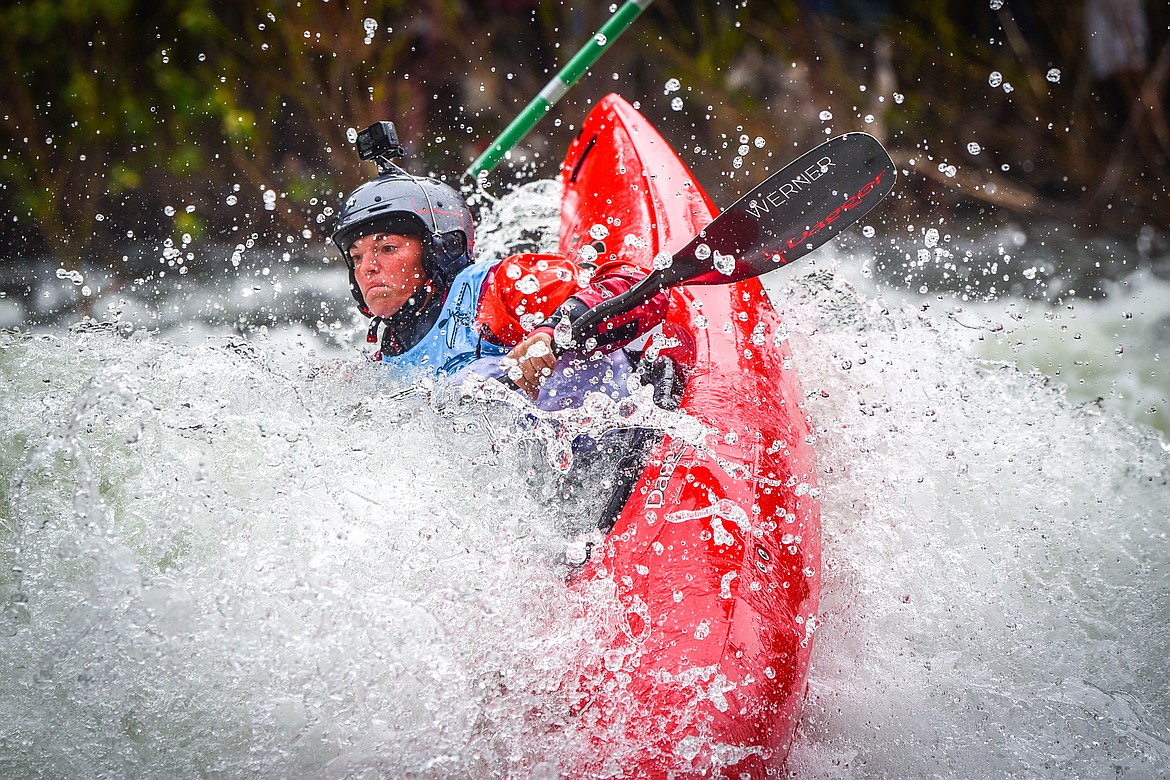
[766,263,1170,778]
[2,182,1168,778]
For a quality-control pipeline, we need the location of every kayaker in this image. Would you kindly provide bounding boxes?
[331,126,669,405]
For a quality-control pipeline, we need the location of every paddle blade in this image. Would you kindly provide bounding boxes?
[564,133,896,350]
[661,132,896,287]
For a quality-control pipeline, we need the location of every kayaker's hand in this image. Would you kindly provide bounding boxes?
[505,331,556,399]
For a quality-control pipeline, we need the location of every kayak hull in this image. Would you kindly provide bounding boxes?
[558,95,821,777]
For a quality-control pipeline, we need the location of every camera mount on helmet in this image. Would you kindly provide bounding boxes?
[355,121,407,174]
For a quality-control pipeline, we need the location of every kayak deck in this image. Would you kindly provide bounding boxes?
[557,95,821,776]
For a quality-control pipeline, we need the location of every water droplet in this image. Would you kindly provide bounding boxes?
[819,110,833,121]
[694,243,711,260]
[713,251,736,275]
[989,0,1004,8]
[967,142,982,155]
[988,71,1003,88]
[754,136,766,148]
[862,225,875,238]
[1046,68,1061,83]
[577,245,598,263]
[516,274,540,295]
[664,78,681,94]
[653,252,673,270]
[226,194,238,206]
[589,224,609,240]
[346,127,358,144]
[56,268,84,285]
[1023,267,1038,279]
[893,92,905,104]
[525,339,551,359]
[1002,82,1014,93]
[594,33,607,46]
[671,97,684,111]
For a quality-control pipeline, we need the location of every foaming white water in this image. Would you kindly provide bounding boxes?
[3,176,1169,778]
[960,271,1170,438]
[766,264,1170,778]
[0,328,625,777]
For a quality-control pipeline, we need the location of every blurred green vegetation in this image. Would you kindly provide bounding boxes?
[1,0,1167,275]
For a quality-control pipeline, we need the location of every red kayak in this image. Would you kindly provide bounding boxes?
[557,95,821,776]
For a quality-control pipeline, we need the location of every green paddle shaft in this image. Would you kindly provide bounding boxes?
[465,0,654,181]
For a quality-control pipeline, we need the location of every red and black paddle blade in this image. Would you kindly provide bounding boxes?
[570,132,896,344]
[663,131,896,287]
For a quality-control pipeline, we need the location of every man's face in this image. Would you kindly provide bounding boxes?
[348,232,427,318]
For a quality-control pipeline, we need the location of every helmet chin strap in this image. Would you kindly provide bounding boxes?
[364,277,444,359]
[366,317,383,344]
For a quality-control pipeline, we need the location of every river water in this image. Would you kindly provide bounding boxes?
[1,180,1168,778]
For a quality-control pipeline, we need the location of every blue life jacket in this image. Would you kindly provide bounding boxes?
[380,261,507,376]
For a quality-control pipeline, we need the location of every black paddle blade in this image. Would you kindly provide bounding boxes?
[565,132,896,350]
[659,132,896,287]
